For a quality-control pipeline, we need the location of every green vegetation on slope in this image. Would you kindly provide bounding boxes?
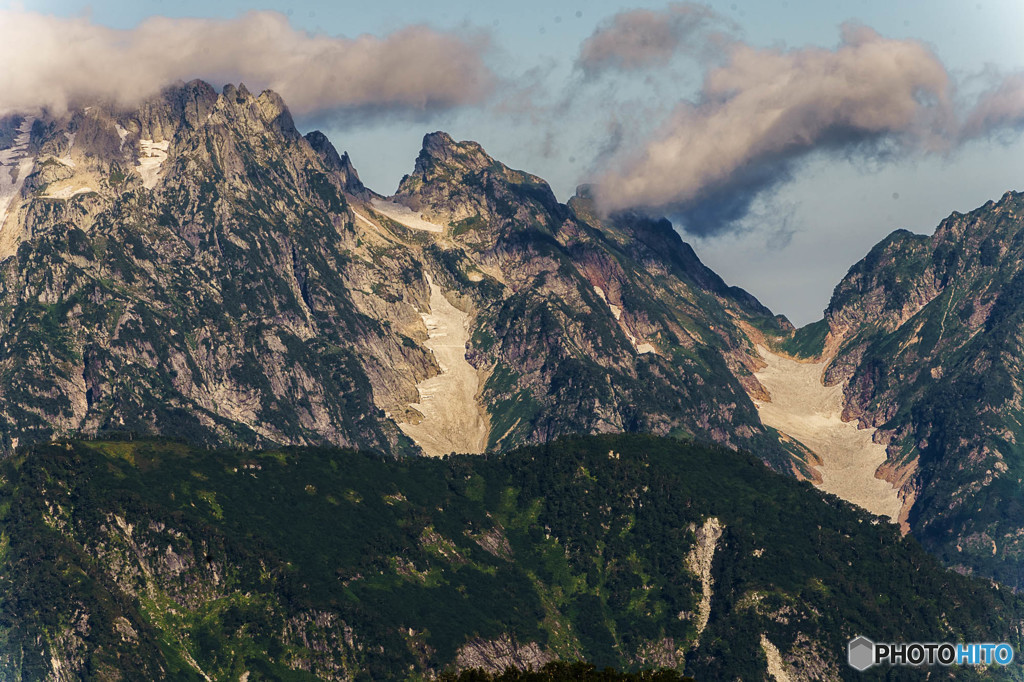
[776,318,829,359]
[440,662,692,681]
[0,435,1020,680]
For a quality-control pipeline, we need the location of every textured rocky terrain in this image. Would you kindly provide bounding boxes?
[0,80,809,475]
[373,131,805,468]
[7,79,1024,677]
[0,81,437,457]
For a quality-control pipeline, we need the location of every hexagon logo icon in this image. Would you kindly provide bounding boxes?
[848,636,875,671]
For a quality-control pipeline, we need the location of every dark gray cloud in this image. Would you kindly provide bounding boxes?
[0,9,495,117]
[576,2,734,75]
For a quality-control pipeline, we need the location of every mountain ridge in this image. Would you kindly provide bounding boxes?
[767,189,1024,588]
[0,80,808,477]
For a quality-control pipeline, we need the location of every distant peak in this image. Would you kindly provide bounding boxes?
[256,89,287,118]
[222,83,247,102]
[415,131,492,174]
[421,131,457,157]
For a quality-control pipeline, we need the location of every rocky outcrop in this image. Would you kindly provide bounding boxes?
[455,635,553,673]
[305,130,375,201]
[686,517,722,646]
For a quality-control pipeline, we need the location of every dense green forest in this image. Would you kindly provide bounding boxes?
[0,434,1021,680]
[439,662,694,681]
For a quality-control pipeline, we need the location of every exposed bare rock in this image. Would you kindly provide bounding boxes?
[455,634,553,674]
[686,516,723,646]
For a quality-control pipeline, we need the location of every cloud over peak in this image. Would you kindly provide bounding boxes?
[0,9,495,118]
[592,23,1024,234]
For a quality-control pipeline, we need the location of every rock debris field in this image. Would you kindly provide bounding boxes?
[399,275,489,456]
[753,347,902,521]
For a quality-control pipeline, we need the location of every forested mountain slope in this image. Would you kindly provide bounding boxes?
[1,435,1019,680]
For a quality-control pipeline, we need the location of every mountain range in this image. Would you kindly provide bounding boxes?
[2,80,1024,679]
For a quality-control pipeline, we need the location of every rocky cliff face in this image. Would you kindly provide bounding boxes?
[811,190,1024,587]
[377,132,804,470]
[0,80,432,455]
[0,82,806,474]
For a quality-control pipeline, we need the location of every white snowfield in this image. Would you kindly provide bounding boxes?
[370,198,445,233]
[138,139,169,189]
[753,347,903,521]
[0,116,36,234]
[399,275,489,456]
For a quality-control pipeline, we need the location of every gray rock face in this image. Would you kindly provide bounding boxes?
[455,634,553,673]
[304,130,374,201]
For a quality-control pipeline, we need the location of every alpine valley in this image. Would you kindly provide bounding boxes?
[1,81,1024,680]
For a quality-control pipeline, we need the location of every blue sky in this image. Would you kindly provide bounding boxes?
[11,0,1024,324]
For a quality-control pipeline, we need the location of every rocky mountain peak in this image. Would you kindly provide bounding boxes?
[133,79,219,140]
[0,79,795,479]
[305,130,372,199]
[392,131,563,228]
[208,82,299,138]
[411,130,494,179]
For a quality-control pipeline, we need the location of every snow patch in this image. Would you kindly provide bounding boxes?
[399,274,489,456]
[371,198,445,233]
[50,132,77,167]
[353,210,385,234]
[0,116,36,236]
[40,185,96,199]
[593,285,623,320]
[114,123,129,150]
[593,284,655,354]
[753,347,902,521]
[137,139,169,189]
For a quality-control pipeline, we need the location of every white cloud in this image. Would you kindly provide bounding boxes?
[0,9,495,117]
